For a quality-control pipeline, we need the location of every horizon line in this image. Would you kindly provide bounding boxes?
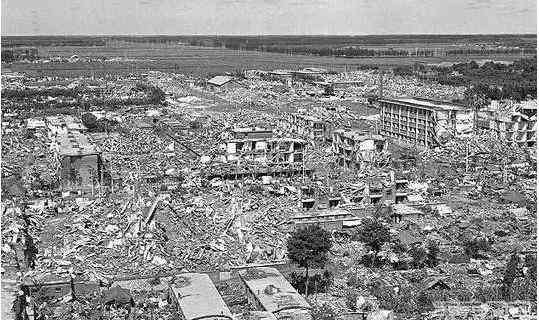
[2,33,537,38]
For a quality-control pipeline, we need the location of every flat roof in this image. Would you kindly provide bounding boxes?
[55,132,100,156]
[208,75,234,86]
[379,97,467,112]
[239,267,310,314]
[169,273,232,320]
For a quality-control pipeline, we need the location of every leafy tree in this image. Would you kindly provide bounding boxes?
[501,252,520,300]
[409,245,427,269]
[426,241,440,267]
[287,225,332,296]
[81,113,98,130]
[345,289,358,311]
[524,254,536,280]
[1,49,14,63]
[353,219,390,252]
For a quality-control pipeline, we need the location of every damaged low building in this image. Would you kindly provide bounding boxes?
[169,273,233,320]
[239,267,312,320]
[52,132,104,195]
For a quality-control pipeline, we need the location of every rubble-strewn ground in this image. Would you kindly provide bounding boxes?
[1,68,536,320]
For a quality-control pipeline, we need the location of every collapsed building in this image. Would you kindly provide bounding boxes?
[478,100,537,148]
[52,131,104,195]
[332,129,388,169]
[378,97,474,147]
[280,113,331,142]
[210,127,310,179]
[339,171,410,205]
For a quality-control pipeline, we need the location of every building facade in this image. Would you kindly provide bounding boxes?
[378,98,473,147]
[332,129,388,169]
[221,128,306,166]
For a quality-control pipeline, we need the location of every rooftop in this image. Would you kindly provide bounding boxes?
[208,75,234,86]
[169,273,232,320]
[380,97,467,112]
[239,267,310,314]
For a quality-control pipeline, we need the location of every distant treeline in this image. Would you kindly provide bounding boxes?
[215,45,535,58]
[394,57,537,102]
[3,34,536,48]
[2,36,107,48]
[1,87,97,99]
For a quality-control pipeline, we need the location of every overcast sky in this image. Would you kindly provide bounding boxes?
[1,0,536,35]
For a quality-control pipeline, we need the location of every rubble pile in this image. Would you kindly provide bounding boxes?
[417,133,536,204]
[1,66,536,320]
[323,70,466,101]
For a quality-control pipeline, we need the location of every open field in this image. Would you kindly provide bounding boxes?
[5,43,534,77]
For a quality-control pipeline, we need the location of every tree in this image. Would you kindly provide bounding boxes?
[426,241,440,267]
[501,252,520,300]
[409,245,427,269]
[287,225,332,296]
[345,289,359,311]
[524,254,536,280]
[353,219,390,252]
[81,113,98,130]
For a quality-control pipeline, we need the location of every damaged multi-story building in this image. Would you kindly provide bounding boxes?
[211,127,309,179]
[378,97,474,147]
[280,113,331,142]
[221,127,305,165]
[332,129,388,169]
[478,99,537,148]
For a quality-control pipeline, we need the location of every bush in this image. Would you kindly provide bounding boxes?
[353,218,391,252]
[289,270,333,294]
